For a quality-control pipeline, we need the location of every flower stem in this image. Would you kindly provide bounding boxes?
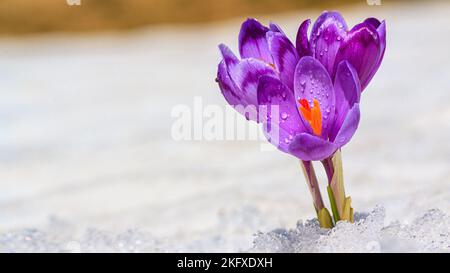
[322,150,354,223]
[300,160,324,212]
[300,160,334,228]
[327,186,340,223]
[322,157,334,184]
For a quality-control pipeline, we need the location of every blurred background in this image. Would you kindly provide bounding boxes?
[0,0,406,34]
[0,0,449,251]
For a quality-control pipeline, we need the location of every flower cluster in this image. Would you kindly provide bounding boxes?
[216,11,386,228]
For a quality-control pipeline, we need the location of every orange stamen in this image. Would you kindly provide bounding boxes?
[299,99,311,121]
[298,98,322,136]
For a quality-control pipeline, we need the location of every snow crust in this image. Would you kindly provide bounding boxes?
[252,206,449,253]
[1,206,448,253]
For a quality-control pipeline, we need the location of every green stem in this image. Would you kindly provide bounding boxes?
[327,186,340,223]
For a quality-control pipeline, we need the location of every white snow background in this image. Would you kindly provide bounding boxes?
[0,2,449,252]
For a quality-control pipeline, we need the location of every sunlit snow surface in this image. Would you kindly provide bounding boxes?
[253,206,449,253]
[1,206,448,253]
[0,2,449,252]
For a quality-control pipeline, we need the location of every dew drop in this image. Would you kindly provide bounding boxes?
[300,80,306,93]
[281,112,289,120]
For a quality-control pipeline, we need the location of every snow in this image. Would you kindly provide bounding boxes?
[1,206,448,252]
[0,2,449,252]
[253,206,450,253]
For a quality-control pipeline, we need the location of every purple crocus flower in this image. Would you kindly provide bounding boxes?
[216,12,386,227]
[216,12,385,161]
[297,11,386,90]
[217,18,299,122]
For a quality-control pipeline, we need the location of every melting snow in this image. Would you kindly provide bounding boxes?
[1,206,448,253]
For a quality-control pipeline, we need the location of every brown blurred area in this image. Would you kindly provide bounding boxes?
[0,0,375,35]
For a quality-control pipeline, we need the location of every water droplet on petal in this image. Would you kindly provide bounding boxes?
[281,112,289,120]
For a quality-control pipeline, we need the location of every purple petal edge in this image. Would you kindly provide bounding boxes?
[333,104,360,148]
[288,133,337,161]
[296,19,312,57]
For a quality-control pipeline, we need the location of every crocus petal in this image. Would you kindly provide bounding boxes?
[332,104,360,148]
[228,58,277,107]
[363,17,381,29]
[217,60,242,106]
[362,18,386,66]
[219,44,239,69]
[288,133,337,161]
[311,11,348,35]
[267,31,299,91]
[219,44,276,122]
[310,11,348,77]
[294,56,335,138]
[269,22,284,33]
[334,22,382,90]
[238,18,273,64]
[360,20,386,89]
[330,60,361,141]
[257,76,306,153]
[296,19,312,57]
[376,20,386,68]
